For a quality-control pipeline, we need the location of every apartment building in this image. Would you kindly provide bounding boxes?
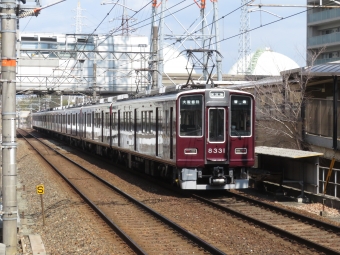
[307,0,340,65]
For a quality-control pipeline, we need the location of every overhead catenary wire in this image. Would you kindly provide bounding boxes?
[29,1,333,94]
[48,0,123,90]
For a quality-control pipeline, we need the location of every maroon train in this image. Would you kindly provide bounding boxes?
[32,86,255,190]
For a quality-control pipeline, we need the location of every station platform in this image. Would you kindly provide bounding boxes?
[250,146,324,199]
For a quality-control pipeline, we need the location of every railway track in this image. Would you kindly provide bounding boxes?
[17,129,225,255]
[20,128,338,254]
[193,192,340,255]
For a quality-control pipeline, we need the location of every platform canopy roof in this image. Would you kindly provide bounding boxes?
[282,62,340,77]
[255,146,324,159]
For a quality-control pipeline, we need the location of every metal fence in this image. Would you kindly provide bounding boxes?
[319,166,340,198]
[305,98,340,139]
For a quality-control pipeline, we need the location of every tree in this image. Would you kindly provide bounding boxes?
[253,50,323,150]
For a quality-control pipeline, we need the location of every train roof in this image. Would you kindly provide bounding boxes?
[33,85,253,114]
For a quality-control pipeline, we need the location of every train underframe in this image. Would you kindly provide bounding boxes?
[37,128,249,190]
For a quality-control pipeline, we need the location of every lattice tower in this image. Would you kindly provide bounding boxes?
[75,0,85,34]
[237,0,251,74]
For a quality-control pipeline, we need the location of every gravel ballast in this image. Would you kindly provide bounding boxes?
[14,135,340,254]
[16,138,133,255]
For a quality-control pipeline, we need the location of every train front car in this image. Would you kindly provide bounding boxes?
[176,89,255,190]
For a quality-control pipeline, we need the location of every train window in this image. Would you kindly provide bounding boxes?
[105,112,109,128]
[87,113,91,127]
[165,110,169,135]
[142,111,146,133]
[179,95,203,137]
[148,111,153,133]
[68,115,70,125]
[95,113,100,127]
[208,108,225,142]
[123,112,127,131]
[72,114,75,126]
[230,95,252,137]
[113,112,117,130]
[128,112,132,131]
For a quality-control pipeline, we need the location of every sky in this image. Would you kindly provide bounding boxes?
[19,0,308,73]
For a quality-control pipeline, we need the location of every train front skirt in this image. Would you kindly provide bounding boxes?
[179,168,249,190]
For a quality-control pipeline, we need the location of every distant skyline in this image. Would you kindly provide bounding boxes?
[19,0,308,72]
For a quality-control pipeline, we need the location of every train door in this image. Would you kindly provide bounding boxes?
[156,107,159,156]
[110,106,113,147]
[76,113,78,136]
[118,110,121,147]
[92,112,94,140]
[79,109,82,138]
[229,95,255,167]
[134,108,137,151]
[176,94,205,167]
[84,112,87,138]
[206,107,228,161]
[101,110,104,142]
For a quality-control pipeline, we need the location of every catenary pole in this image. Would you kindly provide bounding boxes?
[201,0,208,80]
[157,0,165,88]
[1,0,18,253]
[212,0,222,81]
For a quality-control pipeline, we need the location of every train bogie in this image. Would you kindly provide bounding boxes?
[32,88,255,190]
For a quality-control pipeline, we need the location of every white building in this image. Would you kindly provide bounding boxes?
[228,48,299,76]
[17,32,194,96]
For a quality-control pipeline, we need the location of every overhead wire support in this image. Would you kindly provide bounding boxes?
[19,0,65,18]
[157,0,166,88]
[74,0,86,34]
[237,0,252,75]
[212,0,222,81]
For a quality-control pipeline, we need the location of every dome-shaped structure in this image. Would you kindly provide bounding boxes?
[228,47,299,76]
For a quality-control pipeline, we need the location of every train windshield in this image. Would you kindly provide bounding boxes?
[179,95,203,137]
[208,108,225,142]
[230,95,252,137]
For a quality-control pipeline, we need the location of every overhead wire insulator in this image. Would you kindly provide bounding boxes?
[19,0,65,19]
[19,9,40,18]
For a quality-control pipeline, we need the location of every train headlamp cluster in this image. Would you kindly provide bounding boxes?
[233,99,248,105]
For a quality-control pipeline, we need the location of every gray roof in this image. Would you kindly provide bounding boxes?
[255,146,323,159]
[302,62,340,77]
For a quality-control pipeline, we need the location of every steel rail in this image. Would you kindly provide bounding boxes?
[193,193,340,255]
[44,127,339,255]
[17,129,147,255]
[228,191,340,233]
[18,129,226,255]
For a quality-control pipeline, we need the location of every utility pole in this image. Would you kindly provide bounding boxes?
[157,0,165,88]
[93,63,97,99]
[149,0,158,90]
[212,0,222,81]
[1,0,18,253]
[200,0,208,80]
